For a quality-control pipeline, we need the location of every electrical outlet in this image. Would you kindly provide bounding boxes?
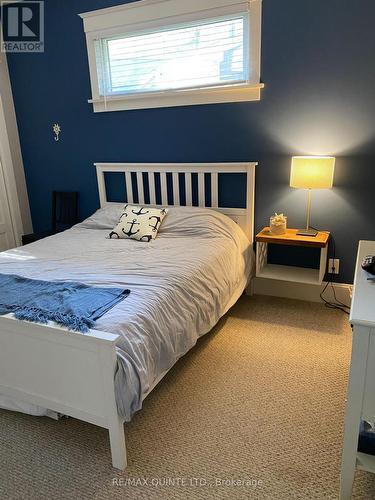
[328,258,340,274]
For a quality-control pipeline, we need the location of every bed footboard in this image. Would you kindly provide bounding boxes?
[0,315,127,469]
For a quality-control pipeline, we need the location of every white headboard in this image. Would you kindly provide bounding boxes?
[94,162,257,243]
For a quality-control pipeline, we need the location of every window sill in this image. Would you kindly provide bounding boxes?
[88,83,264,113]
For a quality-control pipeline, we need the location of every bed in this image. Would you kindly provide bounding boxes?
[0,162,256,469]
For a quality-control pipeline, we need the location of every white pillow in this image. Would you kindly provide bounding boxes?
[108,204,168,242]
[77,205,123,230]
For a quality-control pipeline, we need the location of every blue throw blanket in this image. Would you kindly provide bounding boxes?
[0,274,130,333]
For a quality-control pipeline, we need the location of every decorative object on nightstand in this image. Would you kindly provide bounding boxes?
[255,227,330,285]
[290,156,335,237]
[22,191,78,245]
[269,213,287,235]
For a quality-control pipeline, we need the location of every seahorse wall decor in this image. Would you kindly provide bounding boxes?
[53,123,61,141]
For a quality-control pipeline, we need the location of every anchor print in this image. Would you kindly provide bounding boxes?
[122,219,140,238]
[148,215,161,233]
[109,230,120,239]
[118,212,128,223]
[131,207,149,216]
[140,234,152,242]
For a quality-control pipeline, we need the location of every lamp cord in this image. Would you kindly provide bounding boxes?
[310,227,351,315]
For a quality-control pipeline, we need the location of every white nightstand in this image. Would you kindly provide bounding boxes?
[255,227,330,285]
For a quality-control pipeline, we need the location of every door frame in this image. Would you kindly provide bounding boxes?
[0,48,32,246]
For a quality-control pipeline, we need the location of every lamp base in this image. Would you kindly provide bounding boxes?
[296,228,318,237]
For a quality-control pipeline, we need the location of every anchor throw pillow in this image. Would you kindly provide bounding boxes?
[107,204,168,242]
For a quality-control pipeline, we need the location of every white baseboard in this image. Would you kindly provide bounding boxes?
[253,277,352,306]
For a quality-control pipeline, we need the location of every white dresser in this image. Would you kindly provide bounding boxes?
[341,240,375,499]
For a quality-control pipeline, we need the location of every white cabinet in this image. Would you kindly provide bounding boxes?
[340,240,375,499]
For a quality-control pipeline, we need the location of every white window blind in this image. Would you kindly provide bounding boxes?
[95,15,248,97]
[79,0,262,112]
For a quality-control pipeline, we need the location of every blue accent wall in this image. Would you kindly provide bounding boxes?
[6,0,375,283]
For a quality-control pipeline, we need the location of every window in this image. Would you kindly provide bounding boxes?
[79,0,262,112]
[98,16,247,96]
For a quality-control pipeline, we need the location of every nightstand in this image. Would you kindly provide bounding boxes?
[255,227,330,285]
[22,191,79,245]
[22,230,56,245]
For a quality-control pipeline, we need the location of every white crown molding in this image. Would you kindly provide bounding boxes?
[79,0,252,20]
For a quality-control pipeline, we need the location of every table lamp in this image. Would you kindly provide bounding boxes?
[290,156,335,237]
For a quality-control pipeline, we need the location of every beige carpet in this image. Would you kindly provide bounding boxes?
[1,295,375,500]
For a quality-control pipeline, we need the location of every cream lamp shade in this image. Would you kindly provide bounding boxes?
[290,156,335,237]
[290,156,335,189]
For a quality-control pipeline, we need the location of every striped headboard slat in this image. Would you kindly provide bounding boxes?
[95,162,257,243]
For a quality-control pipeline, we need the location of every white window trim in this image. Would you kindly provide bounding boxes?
[79,0,263,113]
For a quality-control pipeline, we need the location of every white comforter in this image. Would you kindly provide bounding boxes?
[0,206,253,420]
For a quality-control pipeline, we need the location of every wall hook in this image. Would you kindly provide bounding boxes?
[53,123,61,141]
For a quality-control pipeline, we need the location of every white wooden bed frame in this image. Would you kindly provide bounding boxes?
[0,162,257,469]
